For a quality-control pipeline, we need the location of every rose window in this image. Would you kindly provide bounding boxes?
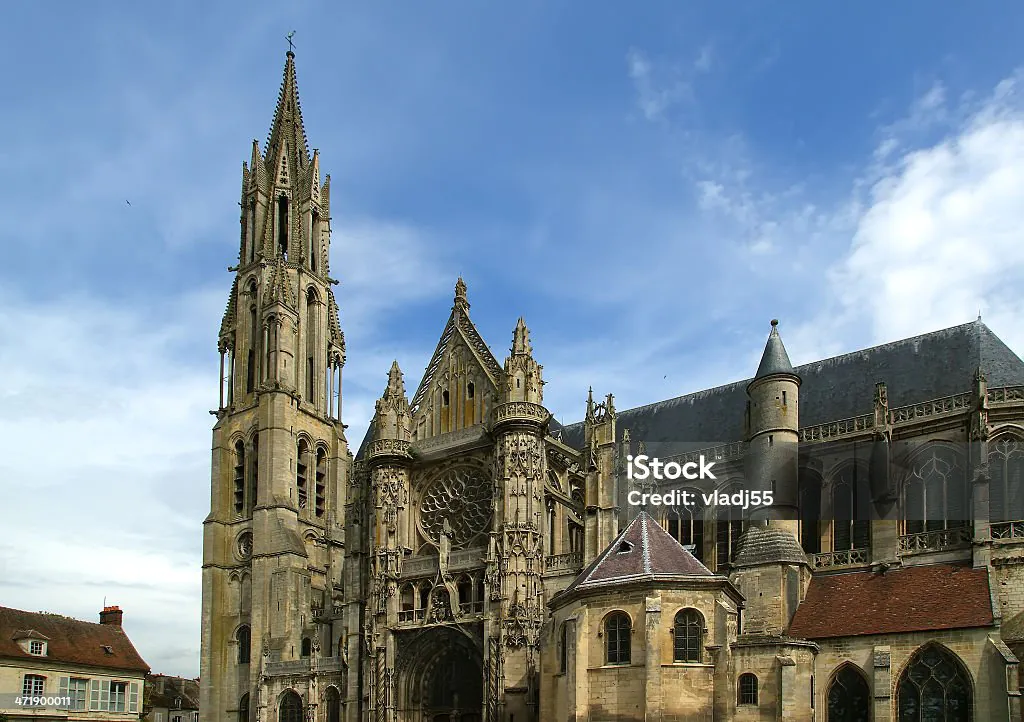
[419,466,493,546]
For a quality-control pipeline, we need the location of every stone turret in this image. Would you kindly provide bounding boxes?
[732,320,809,637]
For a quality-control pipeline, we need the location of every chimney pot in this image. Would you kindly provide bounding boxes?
[99,606,123,626]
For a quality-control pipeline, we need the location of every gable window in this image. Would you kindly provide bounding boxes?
[29,640,45,655]
[672,609,704,663]
[23,674,45,697]
[604,612,631,665]
[738,673,758,705]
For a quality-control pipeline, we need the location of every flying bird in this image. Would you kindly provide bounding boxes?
[126,200,131,206]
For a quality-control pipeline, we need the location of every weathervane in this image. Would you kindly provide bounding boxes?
[286,30,297,54]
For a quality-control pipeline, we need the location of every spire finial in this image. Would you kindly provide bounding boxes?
[453,277,470,314]
[286,31,297,56]
[770,318,779,328]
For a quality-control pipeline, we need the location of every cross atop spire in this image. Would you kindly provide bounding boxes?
[265,50,310,172]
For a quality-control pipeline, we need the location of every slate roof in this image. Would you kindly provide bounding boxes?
[560,320,1024,448]
[754,320,796,380]
[0,606,149,673]
[146,675,200,711]
[787,564,994,639]
[553,511,715,603]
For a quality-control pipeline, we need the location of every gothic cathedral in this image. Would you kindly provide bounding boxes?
[202,52,1024,722]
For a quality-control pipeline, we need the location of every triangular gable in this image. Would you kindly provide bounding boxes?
[409,310,503,412]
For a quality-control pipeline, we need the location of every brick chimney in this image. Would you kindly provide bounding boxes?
[99,606,123,626]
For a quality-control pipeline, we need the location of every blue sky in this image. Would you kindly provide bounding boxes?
[3,1,1024,678]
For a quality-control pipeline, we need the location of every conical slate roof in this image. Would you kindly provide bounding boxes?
[754,319,796,380]
[556,511,714,600]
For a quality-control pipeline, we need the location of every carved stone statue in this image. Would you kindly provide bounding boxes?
[439,518,453,579]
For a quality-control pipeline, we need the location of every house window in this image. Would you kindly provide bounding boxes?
[23,674,45,697]
[738,673,758,705]
[604,612,631,665]
[672,609,704,663]
[110,681,127,712]
[63,678,88,711]
[29,640,45,655]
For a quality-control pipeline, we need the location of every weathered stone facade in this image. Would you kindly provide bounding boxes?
[201,51,1024,722]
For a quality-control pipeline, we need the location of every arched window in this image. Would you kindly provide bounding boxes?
[798,469,822,554]
[324,687,340,722]
[738,673,758,705]
[279,691,302,722]
[903,446,969,534]
[315,447,327,518]
[246,201,256,264]
[236,625,251,664]
[233,441,246,515]
[827,664,870,722]
[896,644,972,721]
[547,502,556,555]
[668,491,705,561]
[310,211,320,272]
[305,289,319,403]
[250,434,259,510]
[238,693,249,722]
[277,195,289,258]
[296,440,309,511]
[716,485,745,570]
[301,637,312,657]
[990,436,1024,522]
[672,609,704,663]
[247,304,258,393]
[832,464,870,551]
[604,612,631,665]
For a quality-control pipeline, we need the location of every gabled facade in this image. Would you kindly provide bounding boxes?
[0,605,149,722]
[202,50,1024,722]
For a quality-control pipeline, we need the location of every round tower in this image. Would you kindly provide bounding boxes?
[746,319,801,534]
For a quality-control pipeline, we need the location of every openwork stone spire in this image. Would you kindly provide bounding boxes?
[453,276,470,316]
[265,51,310,172]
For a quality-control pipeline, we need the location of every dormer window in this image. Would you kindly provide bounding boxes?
[616,541,633,554]
[29,640,45,656]
[102,645,114,655]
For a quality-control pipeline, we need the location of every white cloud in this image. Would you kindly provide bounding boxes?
[626,48,694,122]
[823,76,1024,353]
[0,289,219,676]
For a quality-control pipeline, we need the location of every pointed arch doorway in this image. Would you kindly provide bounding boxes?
[396,626,484,722]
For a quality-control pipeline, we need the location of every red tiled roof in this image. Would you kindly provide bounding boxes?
[0,606,149,673]
[557,511,713,598]
[787,564,994,639]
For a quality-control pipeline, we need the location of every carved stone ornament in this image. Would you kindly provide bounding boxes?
[237,532,254,560]
[418,465,493,546]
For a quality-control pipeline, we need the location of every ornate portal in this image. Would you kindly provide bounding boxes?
[418,465,493,547]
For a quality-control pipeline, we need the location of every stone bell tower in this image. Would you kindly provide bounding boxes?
[201,50,351,722]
